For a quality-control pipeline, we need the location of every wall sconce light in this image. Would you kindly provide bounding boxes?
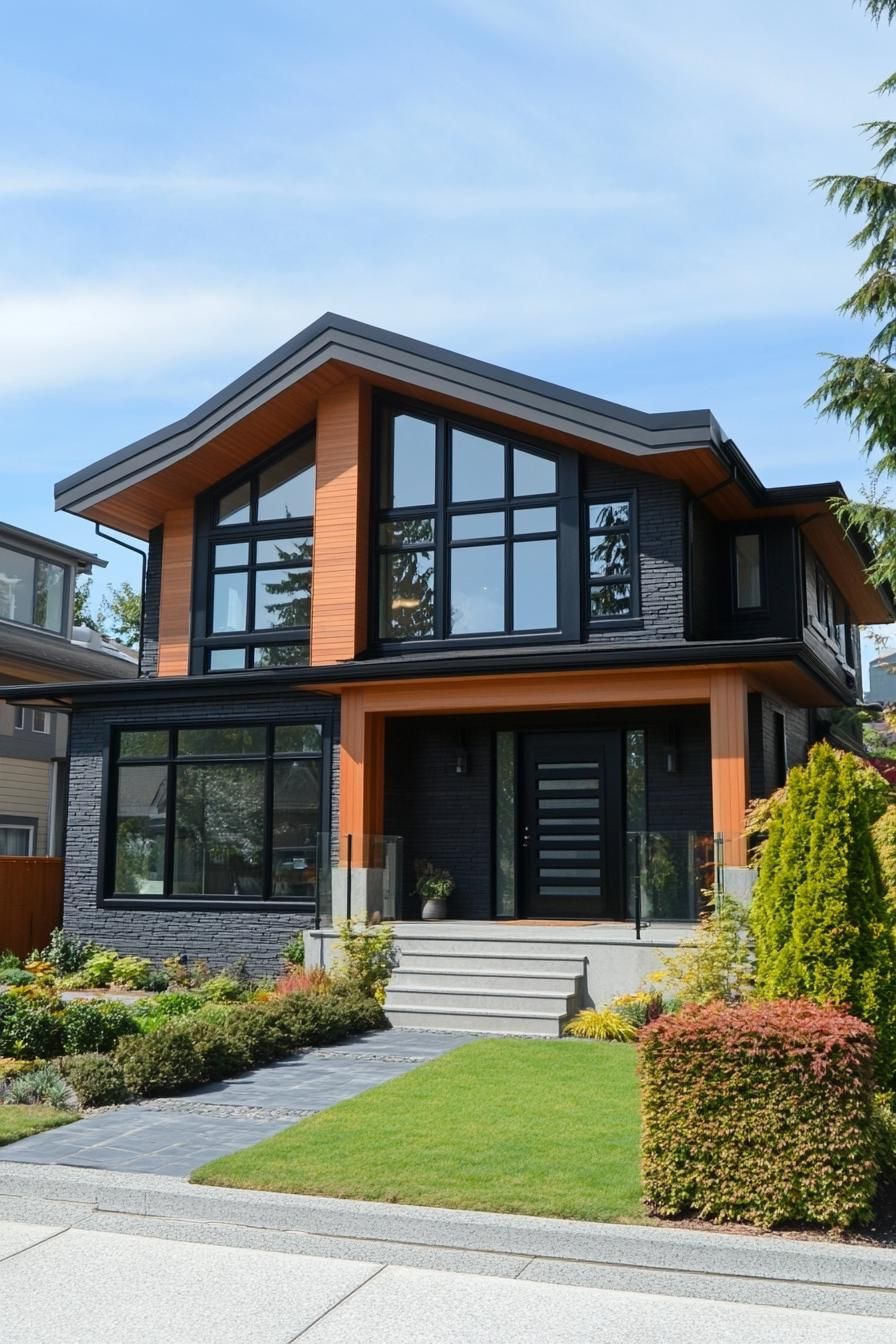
[454,728,469,776]
[665,726,679,774]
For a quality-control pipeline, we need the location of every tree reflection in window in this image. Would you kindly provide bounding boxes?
[587,498,635,621]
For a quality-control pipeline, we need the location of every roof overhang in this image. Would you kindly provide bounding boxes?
[0,637,859,712]
[55,312,723,525]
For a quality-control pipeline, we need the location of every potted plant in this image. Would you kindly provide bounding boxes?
[415,861,455,921]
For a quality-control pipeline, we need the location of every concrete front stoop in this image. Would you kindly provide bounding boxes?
[384,932,586,1035]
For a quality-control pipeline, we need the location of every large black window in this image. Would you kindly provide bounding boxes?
[377,407,562,642]
[108,723,324,906]
[586,495,638,621]
[194,434,315,673]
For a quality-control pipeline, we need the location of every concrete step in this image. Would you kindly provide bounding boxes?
[386,985,577,1015]
[397,951,586,976]
[396,937,596,958]
[384,1004,569,1036]
[390,967,582,994]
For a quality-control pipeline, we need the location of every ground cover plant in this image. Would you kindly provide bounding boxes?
[192,1038,645,1223]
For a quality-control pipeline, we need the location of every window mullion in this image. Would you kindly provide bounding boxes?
[163,758,177,900]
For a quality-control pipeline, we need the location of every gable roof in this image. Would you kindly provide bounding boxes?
[56,312,727,517]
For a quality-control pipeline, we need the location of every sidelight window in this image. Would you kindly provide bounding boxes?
[586,495,637,621]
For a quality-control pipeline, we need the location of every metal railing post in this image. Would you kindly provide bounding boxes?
[346,832,353,922]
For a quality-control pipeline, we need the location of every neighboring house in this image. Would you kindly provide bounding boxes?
[866,652,896,705]
[4,315,892,1031]
[0,522,137,856]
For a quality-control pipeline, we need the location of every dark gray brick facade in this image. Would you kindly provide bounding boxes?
[748,691,811,800]
[583,458,686,644]
[139,525,163,679]
[63,690,338,975]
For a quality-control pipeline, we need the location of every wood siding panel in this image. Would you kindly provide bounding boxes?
[157,509,194,676]
[311,379,370,665]
[0,857,63,958]
[709,668,749,863]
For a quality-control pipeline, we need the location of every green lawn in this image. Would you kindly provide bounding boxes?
[0,1106,75,1146]
[192,1038,647,1222]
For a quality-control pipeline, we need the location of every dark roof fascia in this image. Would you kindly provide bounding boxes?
[0,637,854,709]
[0,623,138,682]
[0,520,107,572]
[55,313,724,515]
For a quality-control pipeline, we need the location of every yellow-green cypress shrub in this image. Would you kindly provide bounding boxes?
[751,742,896,1080]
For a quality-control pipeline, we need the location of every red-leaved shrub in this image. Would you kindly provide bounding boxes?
[274,967,332,997]
[639,999,879,1229]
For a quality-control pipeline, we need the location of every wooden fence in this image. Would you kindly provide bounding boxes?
[0,858,63,959]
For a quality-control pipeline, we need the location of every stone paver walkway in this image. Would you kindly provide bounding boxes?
[0,1029,471,1177]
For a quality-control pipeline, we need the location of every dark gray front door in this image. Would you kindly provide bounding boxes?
[519,731,622,919]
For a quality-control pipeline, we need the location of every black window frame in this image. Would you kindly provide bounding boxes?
[584,489,641,627]
[731,528,767,614]
[191,428,315,675]
[101,716,330,912]
[372,394,580,650]
[0,539,70,637]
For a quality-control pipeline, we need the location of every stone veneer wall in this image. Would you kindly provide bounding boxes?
[63,690,338,976]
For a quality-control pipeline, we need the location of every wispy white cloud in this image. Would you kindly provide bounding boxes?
[0,168,661,217]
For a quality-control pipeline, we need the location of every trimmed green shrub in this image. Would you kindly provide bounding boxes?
[653,892,753,1005]
[182,1019,251,1080]
[0,995,63,1060]
[113,991,385,1098]
[60,1000,139,1055]
[751,743,896,1080]
[640,999,879,1229]
[116,1026,206,1096]
[0,950,21,971]
[60,1054,130,1108]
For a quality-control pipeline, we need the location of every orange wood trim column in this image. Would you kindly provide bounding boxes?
[157,507,194,676]
[339,689,385,861]
[709,668,749,865]
[310,379,371,665]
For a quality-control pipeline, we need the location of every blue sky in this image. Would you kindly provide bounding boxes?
[1,0,893,650]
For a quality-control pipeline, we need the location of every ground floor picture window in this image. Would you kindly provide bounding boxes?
[110,723,324,904]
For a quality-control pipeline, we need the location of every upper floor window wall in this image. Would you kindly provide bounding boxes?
[193,434,315,673]
[0,544,66,634]
[376,406,565,644]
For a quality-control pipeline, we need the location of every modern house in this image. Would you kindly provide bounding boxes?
[0,522,137,857]
[5,315,891,1032]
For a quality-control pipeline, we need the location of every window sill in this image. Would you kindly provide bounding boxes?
[101,897,317,914]
[587,618,645,634]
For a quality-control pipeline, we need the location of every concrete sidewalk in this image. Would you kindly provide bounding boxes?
[1,1201,895,1343]
[0,1163,894,1330]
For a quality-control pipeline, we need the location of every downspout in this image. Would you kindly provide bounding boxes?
[94,523,147,677]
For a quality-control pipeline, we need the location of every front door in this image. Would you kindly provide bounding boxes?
[519,731,622,920]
